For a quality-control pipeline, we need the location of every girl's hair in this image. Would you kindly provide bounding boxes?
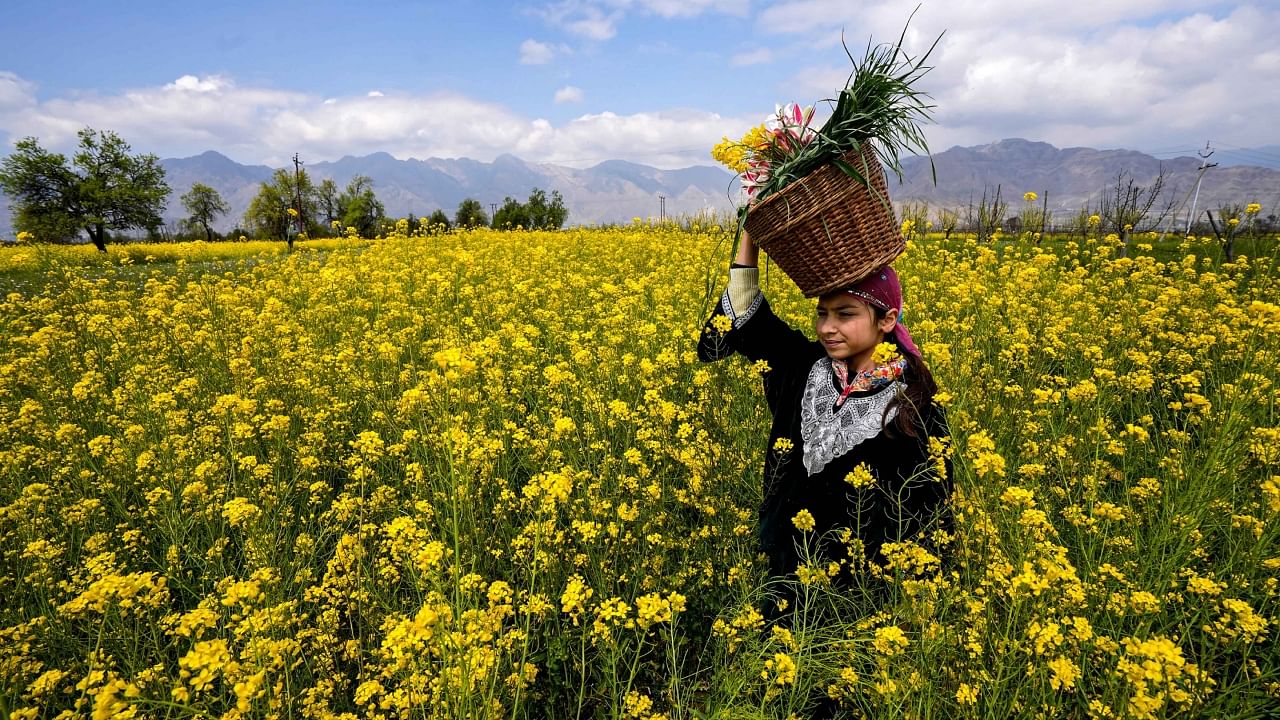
[872,306,937,438]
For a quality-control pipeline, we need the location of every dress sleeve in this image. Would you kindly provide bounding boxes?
[726,265,762,324]
[696,273,815,367]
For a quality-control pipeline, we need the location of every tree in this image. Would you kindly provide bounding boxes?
[964,184,1006,242]
[937,207,959,240]
[1098,167,1177,241]
[491,196,529,230]
[180,182,230,241]
[0,127,169,251]
[491,188,569,230]
[1208,202,1247,262]
[337,175,385,238]
[525,188,568,230]
[244,168,318,240]
[455,198,488,229]
[317,178,340,231]
[898,200,929,241]
[427,209,451,231]
[1067,205,1094,240]
[1017,191,1050,241]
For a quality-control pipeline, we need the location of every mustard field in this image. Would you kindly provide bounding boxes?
[1,227,1277,719]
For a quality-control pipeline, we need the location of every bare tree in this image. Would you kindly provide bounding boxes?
[898,200,930,240]
[1019,190,1051,242]
[975,184,1007,242]
[1066,205,1093,241]
[1098,167,1178,254]
[1209,203,1245,261]
[962,187,1006,242]
[937,207,959,240]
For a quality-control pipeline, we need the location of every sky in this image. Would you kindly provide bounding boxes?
[1,0,1277,170]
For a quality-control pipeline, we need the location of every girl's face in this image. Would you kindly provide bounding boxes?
[815,293,898,367]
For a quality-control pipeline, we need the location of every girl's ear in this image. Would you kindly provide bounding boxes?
[879,308,899,335]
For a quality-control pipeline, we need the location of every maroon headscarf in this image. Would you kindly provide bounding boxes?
[840,265,921,358]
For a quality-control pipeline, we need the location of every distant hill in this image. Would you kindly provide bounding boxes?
[2,139,1278,239]
[160,150,277,226]
[891,139,1280,219]
[152,151,740,233]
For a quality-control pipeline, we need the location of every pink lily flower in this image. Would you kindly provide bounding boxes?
[733,101,817,196]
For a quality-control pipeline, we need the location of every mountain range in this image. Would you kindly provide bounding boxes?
[2,139,1278,239]
[889,139,1280,217]
[151,151,739,232]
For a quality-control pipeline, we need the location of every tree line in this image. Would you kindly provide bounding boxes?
[0,127,568,249]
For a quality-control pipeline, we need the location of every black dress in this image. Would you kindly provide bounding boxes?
[698,290,952,582]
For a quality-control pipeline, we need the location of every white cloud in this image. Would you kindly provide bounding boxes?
[367,90,385,97]
[0,71,37,112]
[520,39,557,64]
[632,0,750,19]
[1250,50,1280,74]
[769,2,1280,152]
[536,2,621,40]
[0,72,747,169]
[554,86,585,103]
[537,0,748,39]
[566,6,620,40]
[165,74,230,93]
[0,74,315,159]
[537,108,751,167]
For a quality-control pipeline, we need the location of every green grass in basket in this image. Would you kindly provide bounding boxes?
[755,14,941,205]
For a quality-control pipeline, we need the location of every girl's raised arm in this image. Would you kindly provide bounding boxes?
[734,228,760,267]
[697,231,816,369]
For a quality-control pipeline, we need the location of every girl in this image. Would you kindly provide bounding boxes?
[698,231,952,606]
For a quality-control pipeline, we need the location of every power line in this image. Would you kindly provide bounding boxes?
[1210,139,1280,154]
[1208,139,1280,164]
[1146,146,1201,156]
[1219,151,1280,167]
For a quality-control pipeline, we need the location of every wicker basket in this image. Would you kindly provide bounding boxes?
[744,143,904,297]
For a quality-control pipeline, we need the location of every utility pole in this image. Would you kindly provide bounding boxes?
[490,202,498,219]
[1185,142,1217,235]
[1039,190,1049,241]
[658,194,666,223]
[291,153,304,251]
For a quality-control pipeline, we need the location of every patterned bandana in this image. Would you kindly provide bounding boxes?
[831,357,907,407]
[841,265,921,359]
